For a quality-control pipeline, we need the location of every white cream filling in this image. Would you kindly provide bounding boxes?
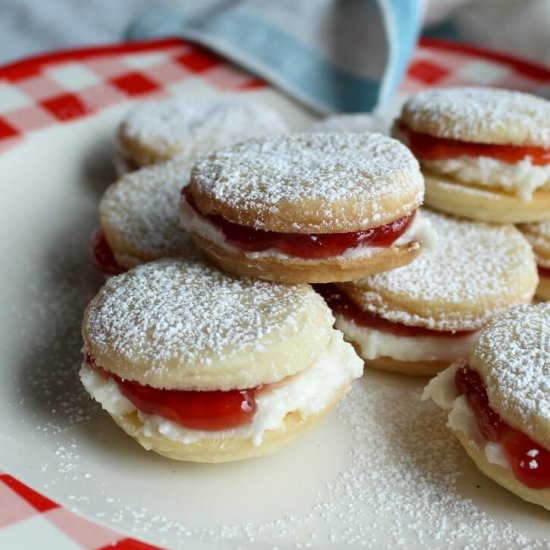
[79,331,363,447]
[335,315,479,363]
[80,366,135,416]
[422,156,550,201]
[180,197,437,261]
[422,364,510,470]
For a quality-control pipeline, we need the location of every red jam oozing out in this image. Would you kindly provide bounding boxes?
[183,188,415,259]
[399,122,550,166]
[455,365,550,489]
[315,284,476,338]
[88,358,259,431]
[90,228,126,276]
[538,265,550,279]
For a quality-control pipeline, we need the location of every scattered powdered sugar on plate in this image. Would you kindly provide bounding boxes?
[100,159,199,261]
[402,87,550,146]
[4,241,549,548]
[191,133,423,230]
[341,209,536,331]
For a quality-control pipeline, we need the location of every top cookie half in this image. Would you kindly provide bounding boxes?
[188,132,424,233]
[399,87,550,147]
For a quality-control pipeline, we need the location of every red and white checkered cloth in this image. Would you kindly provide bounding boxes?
[0,38,265,153]
[0,470,159,549]
[0,36,548,549]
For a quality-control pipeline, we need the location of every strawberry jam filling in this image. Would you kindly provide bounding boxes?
[183,187,415,259]
[316,284,477,338]
[538,265,550,279]
[455,364,550,489]
[87,357,259,431]
[398,122,550,166]
[90,228,126,276]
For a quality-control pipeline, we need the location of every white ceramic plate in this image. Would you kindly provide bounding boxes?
[1,39,550,549]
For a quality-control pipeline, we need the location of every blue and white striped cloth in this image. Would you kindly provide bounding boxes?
[127,0,426,115]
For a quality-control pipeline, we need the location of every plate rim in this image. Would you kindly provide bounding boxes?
[1,36,548,84]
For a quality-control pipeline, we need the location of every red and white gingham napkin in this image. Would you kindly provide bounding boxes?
[0,470,160,549]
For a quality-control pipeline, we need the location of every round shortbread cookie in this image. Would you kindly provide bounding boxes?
[309,113,389,135]
[82,258,335,390]
[337,209,537,332]
[118,97,287,166]
[400,87,550,147]
[424,172,550,224]
[189,133,424,233]
[470,303,550,447]
[519,220,550,265]
[100,159,199,269]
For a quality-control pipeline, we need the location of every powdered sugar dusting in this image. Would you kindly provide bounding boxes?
[191,133,423,230]
[120,98,288,161]
[83,259,319,373]
[403,87,550,146]
[101,159,200,261]
[341,209,536,331]
[474,303,550,437]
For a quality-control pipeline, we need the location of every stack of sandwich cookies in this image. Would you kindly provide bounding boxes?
[318,210,537,375]
[92,159,200,276]
[80,259,363,462]
[394,87,550,223]
[117,98,287,171]
[424,303,550,510]
[96,97,288,274]
[181,133,431,283]
[518,220,550,300]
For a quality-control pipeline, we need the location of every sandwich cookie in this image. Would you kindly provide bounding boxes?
[116,97,287,170]
[309,113,389,135]
[91,159,199,276]
[181,133,431,283]
[424,303,550,510]
[394,87,550,223]
[317,210,537,375]
[518,220,550,300]
[80,259,363,462]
